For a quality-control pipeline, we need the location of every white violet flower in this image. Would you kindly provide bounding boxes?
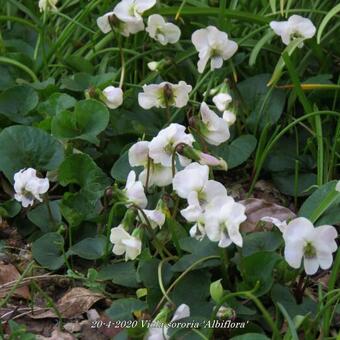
[14,168,49,208]
[123,171,148,208]
[138,81,192,109]
[149,123,194,167]
[128,141,173,187]
[97,10,144,36]
[199,102,230,146]
[212,93,232,112]
[146,14,181,45]
[270,15,316,47]
[204,196,246,248]
[191,26,238,73]
[110,225,142,261]
[282,217,337,275]
[113,0,156,33]
[173,163,227,222]
[39,0,58,12]
[102,86,123,109]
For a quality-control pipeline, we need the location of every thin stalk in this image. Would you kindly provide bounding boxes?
[0,57,39,82]
[153,255,219,315]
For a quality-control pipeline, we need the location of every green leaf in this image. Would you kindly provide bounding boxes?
[27,200,61,233]
[249,30,275,66]
[317,3,340,43]
[238,74,286,131]
[0,85,38,124]
[98,262,139,288]
[239,251,281,296]
[0,125,64,182]
[105,298,147,321]
[272,172,317,197]
[172,237,220,272]
[58,153,111,225]
[110,150,134,182]
[38,93,76,116]
[298,180,340,223]
[32,232,65,270]
[242,231,282,257]
[171,271,213,317]
[68,236,106,260]
[138,258,173,288]
[271,284,317,319]
[0,199,21,218]
[58,153,111,200]
[267,38,305,86]
[64,56,94,74]
[51,99,109,144]
[61,72,115,92]
[213,135,257,169]
[277,303,299,340]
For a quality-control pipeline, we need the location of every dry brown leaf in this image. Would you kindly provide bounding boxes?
[240,198,296,232]
[30,287,105,319]
[0,262,30,299]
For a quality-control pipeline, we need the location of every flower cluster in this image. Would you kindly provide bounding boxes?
[109,109,245,259]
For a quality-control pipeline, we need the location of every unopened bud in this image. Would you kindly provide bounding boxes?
[216,306,236,320]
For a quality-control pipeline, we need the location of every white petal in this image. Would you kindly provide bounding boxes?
[135,0,156,13]
[283,217,314,242]
[303,257,319,275]
[97,13,113,34]
[110,225,130,243]
[317,251,333,270]
[203,180,227,202]
[171,304,190,322]
[191,28,209,50]
[210,56,224,70]
[172,163,209,198]
[173,81,192,108]
[284,241,304,269]
[129,141,149,167]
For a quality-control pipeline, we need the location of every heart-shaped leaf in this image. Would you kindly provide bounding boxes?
[0,125,64,182]
[51,99,109,144]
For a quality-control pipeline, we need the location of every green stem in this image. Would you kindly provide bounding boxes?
[153,255,219,315]
[0,57,39,82]
[0,261,34,308]
[323,249,340,336]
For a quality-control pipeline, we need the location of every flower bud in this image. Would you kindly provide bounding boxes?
[101,86,123,109]
[216,306,236,320]
[223,110,236,126]
[147,61,162,71]
[210,279,224,303]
